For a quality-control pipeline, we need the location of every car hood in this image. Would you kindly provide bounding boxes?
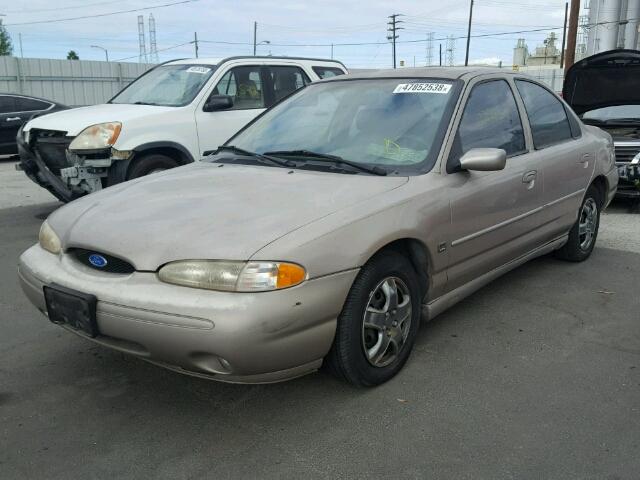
[563,49,640,116]
[48,162,409,271]
[24,103,177,136]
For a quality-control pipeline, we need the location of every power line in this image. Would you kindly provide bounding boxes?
[4,0,199,26]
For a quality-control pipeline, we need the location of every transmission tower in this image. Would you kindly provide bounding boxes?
[138,15,148,64]
[446,35,456,66]
[426,32,434,66]
[148,13,159,63]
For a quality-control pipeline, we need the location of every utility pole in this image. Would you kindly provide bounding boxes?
[253,21,257,56]
[18,33,23,58]
[464,0,474,66]
[387,14,404,69]
[560,1,569,68]
[331,43,334,59]
[194,32,199,58]
[564,0,580,74]
[439,43,442,66]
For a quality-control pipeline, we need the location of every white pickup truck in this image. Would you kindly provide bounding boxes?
[17,56,346,202]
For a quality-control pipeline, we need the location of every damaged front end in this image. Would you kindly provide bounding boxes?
[17,126,130,202]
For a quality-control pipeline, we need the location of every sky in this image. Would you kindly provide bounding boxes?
[1,0,574,68]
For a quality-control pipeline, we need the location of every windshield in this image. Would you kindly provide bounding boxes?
[110,64,216,107]
[228,78,460,175]
[582,105,640,122]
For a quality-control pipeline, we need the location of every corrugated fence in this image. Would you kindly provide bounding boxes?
[0,57,154,107]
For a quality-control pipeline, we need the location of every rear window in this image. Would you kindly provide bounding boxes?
[16,97,51,112]
[515,80,573,149]
[312,66,345,79]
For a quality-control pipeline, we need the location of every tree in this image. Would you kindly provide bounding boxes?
[0,21,13,56]
[66,50,79,60]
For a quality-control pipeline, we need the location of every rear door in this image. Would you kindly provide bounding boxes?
[445,77,545,291]
[514,79,593,239]
[0,95,19,154]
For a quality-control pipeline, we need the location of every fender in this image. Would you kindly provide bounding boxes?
[107,141,196,186]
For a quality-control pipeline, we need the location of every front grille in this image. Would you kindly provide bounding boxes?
[70,249,135,274]
[614,144,640,163]
[30,128,73,175]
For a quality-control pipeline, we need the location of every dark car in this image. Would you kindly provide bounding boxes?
[0,94,67,156]
[563,49,640,198]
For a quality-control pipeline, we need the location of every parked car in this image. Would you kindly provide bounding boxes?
[16,56,347,202]
[18,68,617,386]
[564,49,640,198]
[0,94,67,156]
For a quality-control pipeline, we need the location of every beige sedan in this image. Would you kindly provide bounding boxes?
[19,68,618,386]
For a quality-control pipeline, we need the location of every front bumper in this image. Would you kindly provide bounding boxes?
[18,244,358,384]
[615,162,640,198]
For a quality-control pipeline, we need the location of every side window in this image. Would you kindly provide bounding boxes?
[15,97,51,112]
[0,95,17,114]
[312,66,346,79]
[211,66,264,110]
[515,80,573,148]
[450,80,525,168]
[268,66,311,103]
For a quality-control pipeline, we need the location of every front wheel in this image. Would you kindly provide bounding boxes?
[556,184,601,262]
[126,153,180,180]
[325,251,422,387]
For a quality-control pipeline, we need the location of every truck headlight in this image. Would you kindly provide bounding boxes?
[69,122,122,151]
[158,260,306,292]
[39,221,61,254]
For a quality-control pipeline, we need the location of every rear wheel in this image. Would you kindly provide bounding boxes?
[126,153,180,180]
[556,184,601,262]
[325,251,421,387]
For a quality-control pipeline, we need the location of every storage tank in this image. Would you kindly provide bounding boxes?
[623,0,640,49]
[587,0,623,55]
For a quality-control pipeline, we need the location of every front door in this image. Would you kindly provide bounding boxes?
[444,78,545,291]
[195,65,267,155]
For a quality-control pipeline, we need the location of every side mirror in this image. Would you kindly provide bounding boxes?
[203,95,234,112]
[459,148,507,172]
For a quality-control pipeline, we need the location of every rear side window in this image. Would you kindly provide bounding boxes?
[16,97,51,112]
[312,66,345,79]
[267,66,311,103]
[450,80,525,166]
[0,95,17,113]
[515,80,573,148]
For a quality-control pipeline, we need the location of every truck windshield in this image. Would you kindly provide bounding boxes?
[110,64,216,107]
[229,78,459,175]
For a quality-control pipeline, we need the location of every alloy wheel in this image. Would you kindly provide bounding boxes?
[578,197,598,251]
[361,277,412,368]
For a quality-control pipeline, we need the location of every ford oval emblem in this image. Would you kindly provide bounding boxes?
[88,254,108,268]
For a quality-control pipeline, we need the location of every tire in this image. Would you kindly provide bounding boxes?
[325,251,422,387]
[126,153,180,180]
[555,184,602,262]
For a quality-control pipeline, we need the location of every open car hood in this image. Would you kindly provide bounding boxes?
[563,49,640,116]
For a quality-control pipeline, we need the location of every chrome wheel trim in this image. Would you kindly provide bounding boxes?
[361,276,412,368]
[578,197,598,251]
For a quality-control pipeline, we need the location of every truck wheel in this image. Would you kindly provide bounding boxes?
[555,184,601,262]
[127,153,180,179]
[325,251,421,387]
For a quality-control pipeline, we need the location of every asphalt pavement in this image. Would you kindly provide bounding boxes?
[1,166,639,479]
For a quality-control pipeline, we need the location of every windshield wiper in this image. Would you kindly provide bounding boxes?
[210,145,294,168]
[133,101,161,106]
[604,118,640,124]
[264,150,387,176]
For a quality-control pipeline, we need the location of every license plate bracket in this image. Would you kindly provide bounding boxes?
[43,284,98,337]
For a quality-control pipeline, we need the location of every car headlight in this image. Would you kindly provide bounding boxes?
[158,260,307,292]
[69,122,122,151]
[39,221,61,254]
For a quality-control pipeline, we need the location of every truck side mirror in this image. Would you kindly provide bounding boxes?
[203,95,234,112]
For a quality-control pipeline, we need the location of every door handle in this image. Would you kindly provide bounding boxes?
[578,153,590,168]
[522,170,537,190]
[6,116,21,122]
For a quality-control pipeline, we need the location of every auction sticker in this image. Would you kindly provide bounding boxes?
[186,66,211,74]
[393,82,451,94]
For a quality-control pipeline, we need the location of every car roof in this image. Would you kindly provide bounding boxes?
[166,56,347,69]
[321,66,522,82]
[0,92,62,105]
